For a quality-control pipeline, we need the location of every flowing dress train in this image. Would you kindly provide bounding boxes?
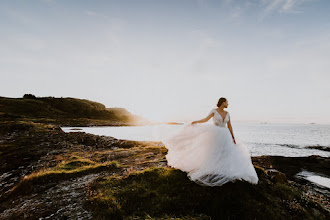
[161,109,259,186]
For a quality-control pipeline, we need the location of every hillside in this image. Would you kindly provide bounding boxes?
[0,96,149,126]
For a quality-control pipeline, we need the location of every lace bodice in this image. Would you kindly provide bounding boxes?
[207,108,230,127]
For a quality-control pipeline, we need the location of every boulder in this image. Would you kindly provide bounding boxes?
[265,169,287,183]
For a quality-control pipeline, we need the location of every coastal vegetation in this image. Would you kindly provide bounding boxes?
[0,95,149,126]
[0,96,329,219]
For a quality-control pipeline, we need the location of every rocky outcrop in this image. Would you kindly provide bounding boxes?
[0,120,329,219]
[306,145,330,152]
[252,156,330,177]
[265,169,287,183]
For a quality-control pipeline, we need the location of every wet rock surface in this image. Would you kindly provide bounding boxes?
[1,174,99,219]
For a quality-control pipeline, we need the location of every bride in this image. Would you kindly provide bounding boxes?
[162,97,259,186]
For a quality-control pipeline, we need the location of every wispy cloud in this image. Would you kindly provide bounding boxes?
[257,0,315,22]
[261,0,312,14]
[196,0,312,22]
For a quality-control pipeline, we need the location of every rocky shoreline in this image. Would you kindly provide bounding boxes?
[0,120,329,219]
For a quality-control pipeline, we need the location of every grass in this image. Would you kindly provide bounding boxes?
[10,157,122,196]
[85,167,330,220]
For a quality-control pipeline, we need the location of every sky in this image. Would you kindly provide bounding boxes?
[1,0,330,124]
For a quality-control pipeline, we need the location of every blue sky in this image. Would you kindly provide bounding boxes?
[1,0,330,124]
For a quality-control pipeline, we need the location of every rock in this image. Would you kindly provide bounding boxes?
[265,169,287,183]
[306,146,330,152]
[254,165,267,178]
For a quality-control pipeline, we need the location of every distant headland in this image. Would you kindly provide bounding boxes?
[0,94,152,126]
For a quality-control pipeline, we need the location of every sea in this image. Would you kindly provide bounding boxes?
[61,122,330,158]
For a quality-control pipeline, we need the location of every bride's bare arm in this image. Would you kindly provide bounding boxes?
[227,118,236,144]
[191,112,214,124]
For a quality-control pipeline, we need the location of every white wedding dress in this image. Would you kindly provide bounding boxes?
[161,108,259,186]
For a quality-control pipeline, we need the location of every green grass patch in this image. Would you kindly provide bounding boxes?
[86,167,329,220]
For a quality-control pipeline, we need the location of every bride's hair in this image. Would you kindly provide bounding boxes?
[217,97,227,107]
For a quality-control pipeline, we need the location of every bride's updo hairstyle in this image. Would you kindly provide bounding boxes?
[217,97,227,107]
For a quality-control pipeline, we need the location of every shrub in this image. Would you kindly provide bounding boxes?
[23,94,37,99]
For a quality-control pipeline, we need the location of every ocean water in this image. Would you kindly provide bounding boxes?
[296,171,330,189]
[61,122,330,157]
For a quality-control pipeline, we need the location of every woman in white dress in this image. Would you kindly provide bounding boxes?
[162,97,258,186]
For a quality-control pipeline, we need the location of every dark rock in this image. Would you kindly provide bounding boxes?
[306,146,330,152]
[265,169,287,183]
[254,165,267,178]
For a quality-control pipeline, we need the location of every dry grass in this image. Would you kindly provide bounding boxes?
[10,158,121,196]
